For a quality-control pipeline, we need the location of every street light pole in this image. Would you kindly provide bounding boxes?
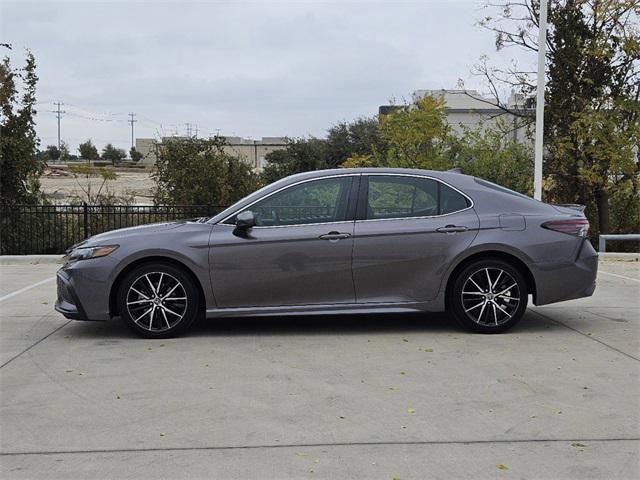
[533,0,549,201]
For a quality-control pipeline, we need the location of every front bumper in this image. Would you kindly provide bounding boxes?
[55,270,89,320]
[54,257,115,321]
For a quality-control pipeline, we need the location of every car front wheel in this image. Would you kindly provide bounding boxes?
[117,262,200,338]
[448,259,528,333]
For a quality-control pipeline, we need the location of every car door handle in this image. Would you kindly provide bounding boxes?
[436,225,468,233]
[319,232,351,241]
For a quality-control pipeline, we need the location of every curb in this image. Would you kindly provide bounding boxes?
[598,252,639,262]
[0,255,64,265]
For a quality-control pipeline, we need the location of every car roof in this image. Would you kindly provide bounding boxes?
[283,167,475,185]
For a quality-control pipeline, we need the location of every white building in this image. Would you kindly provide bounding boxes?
[380,89,533,143]
[135,136,287,169]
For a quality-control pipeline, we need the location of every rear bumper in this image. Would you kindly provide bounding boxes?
[531,239,598,306]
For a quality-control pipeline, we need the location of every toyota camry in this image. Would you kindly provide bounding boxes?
[55,168,598,338]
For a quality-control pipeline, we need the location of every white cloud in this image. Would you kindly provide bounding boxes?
[2,0,534,152]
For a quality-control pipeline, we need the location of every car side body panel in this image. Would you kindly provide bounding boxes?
[208,222,356,308]
[352,208,480,303]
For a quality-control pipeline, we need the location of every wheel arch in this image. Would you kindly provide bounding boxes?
[444,250,537,307]
[109,256,206,318]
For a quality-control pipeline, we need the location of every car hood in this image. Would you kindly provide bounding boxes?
[83,221,187,245]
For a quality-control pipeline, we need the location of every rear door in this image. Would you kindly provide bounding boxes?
[352,174,479,303]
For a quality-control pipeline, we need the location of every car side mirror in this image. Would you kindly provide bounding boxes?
[235,210,256,229]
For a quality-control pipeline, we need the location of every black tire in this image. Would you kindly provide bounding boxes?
[117,262,200,338]
[447,258,528,333]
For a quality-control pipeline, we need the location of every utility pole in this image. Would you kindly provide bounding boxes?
[185,123,192,137]
[128,112,137,150]
[533,0,549,201]
[194,125,198,138]
[52,101,65,154]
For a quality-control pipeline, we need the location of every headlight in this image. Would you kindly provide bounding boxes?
[65,245,119,262]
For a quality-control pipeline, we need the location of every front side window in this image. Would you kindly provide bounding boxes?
[239,176,353,227]
[365,176,470,219]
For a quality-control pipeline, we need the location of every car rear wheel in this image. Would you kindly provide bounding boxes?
[448,259,528,333]
[117,262,200,338]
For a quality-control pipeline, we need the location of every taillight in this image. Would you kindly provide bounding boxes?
[542,218,590,237]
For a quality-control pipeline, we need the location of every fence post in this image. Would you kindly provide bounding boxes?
[599,236,606,253]
[83,202,89,239]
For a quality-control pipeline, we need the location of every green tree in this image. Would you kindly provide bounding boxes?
[479,0,640,235]
[262,117,384,184]
[152,136,259,206]
[37,145,60,163]
[326,117,382,167]
[129,146,143,162]
[0,48,43,204]
[101,143,126,165]
[67,164,118,204]
[78,139,99,160]
[343,95,454,171]
[59,141,72,162]
[262,137,328,184]
[453,123,534,196]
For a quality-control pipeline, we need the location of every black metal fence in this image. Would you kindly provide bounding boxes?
[0,204,227,255]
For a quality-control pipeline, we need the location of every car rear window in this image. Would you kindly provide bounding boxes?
[474,178,533,200]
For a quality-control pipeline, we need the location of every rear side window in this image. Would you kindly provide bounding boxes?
[365,175,470,219]
[367,176,438,219]
[440,183,470,214]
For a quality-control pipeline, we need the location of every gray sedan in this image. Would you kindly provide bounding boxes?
[55,168,598,338]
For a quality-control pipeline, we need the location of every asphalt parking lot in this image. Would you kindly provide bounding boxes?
[0,259,638,479]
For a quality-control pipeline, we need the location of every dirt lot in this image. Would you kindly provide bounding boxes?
[39,168,155,204]
[0,260,638,479]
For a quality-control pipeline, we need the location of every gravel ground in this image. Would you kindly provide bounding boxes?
[39,169,155,204]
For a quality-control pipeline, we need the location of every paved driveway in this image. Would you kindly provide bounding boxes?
[0,260,638,479]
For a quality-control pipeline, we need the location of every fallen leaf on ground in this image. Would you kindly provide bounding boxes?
[497,464,507,470]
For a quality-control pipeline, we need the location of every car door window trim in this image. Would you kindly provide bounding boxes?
[357,173,474,222]
[218,174,360,228]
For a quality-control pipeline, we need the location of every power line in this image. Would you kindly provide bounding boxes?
[128,112,137,150]
[51,101,65,150]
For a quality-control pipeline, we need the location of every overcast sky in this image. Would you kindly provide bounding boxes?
[2,0,533,153]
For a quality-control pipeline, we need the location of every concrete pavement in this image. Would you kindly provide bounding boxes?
[0,260,638,479]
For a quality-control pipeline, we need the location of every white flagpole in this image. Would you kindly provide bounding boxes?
[534,0,549,201]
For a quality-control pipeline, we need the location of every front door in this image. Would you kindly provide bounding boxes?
[352,174,479,304]
[209,175,358,308]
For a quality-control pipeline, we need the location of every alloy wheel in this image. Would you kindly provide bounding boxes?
[460,267,521,326]
[126,272,188,332]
